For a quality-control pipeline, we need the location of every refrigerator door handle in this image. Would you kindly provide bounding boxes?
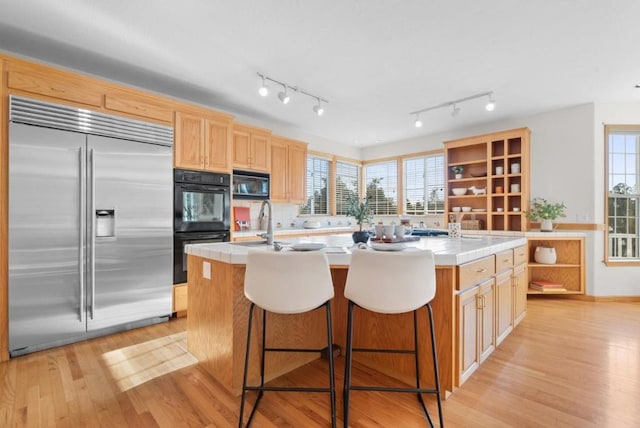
[79,147,85,323]
[89,148,96,320]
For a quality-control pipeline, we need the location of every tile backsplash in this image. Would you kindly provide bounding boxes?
[232,200,444,230]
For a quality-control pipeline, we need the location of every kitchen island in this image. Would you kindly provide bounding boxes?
[184,234,528,396]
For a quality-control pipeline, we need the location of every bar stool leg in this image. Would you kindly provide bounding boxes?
[343,300,355,428]
[427,303,444,428]
[239,303,255,428]
[325,302,337,428]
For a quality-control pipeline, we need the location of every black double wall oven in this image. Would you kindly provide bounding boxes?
[174,169,231,284]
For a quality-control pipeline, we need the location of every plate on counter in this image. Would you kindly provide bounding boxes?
[369,242,407,252]
[290,243,326,251]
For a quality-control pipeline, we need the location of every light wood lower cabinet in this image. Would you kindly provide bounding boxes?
[495,271,513,346]
[456,245,528,386]
[458,277,495,385]
[172,283,188,317]
[513,264,527,326]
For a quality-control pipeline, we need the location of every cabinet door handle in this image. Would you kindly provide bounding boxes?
[503,258,510,263]
[477,268,487,273]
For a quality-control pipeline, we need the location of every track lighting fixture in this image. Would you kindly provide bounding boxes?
[278,85,290,104]
[258,75,269,97]
[409,91,496,127]
[414,114,423,128]
[257,72,328,116]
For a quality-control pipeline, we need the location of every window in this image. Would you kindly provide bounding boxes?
[606,126,640,262]
[335,161,360,215]
[403,154,445,215]
[364,161,398,215]
[300,155,330,215]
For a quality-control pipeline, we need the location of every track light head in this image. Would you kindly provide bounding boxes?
[278,89,290,104]
[414,114,423,128]
[451,104,461,117]
[313,100,324,116]
[258,76,269,97]
[485,98,496,111]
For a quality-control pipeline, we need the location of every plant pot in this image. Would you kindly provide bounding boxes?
[534,246,557,264]
[352,231,369,244]
[455,173,462,179]
[540,219,554,232]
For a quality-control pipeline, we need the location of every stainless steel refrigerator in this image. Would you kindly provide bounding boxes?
[8,96,174,357]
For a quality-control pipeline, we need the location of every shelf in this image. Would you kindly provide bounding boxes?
[528,263,581,268]
[527,290,583,295]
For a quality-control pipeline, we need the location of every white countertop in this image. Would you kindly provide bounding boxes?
[185,233,528,266]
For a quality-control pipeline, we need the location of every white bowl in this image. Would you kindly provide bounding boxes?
[452,206,461,212]
[451,188,467,196]
[461,206,472,212]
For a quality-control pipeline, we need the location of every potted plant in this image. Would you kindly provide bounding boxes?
[451,165,464,179]
[525,197,566,232]
[345,194,373,243]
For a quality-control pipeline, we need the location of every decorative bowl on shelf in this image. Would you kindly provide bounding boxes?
[461,206,472,212]
[452,206,461,212]
[451,188,467,196]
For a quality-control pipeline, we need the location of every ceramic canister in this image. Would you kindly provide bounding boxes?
[534,246,557,264]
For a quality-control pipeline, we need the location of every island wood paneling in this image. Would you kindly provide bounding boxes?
[187,255,457,397]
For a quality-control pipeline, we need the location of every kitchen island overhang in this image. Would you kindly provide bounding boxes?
[184,234,528,396]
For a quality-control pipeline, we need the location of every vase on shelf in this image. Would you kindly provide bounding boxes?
[534,246,557,264]
[540,219,553,232]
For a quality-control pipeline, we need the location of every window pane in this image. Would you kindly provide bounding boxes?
[606,127,640,261]
[300,156,329,215]
[403,154,445,215]
[336,161,360,215]
[365,161,398,215]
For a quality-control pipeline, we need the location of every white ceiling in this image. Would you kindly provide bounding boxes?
[1,0,639,148]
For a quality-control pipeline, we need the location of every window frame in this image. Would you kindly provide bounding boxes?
[403,152,446,215]
[604,124,640,266]
[299,154,331,216]
[335,159,361,216]
[364,159,399,216]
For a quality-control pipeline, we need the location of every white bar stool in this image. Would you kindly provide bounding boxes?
[343,249,444,427]
[239,250,336,427]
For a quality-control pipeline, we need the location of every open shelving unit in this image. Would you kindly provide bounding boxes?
[527,236,585,295]
[444,128,531,231]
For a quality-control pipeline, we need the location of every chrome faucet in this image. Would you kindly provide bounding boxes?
[258,199,274,245]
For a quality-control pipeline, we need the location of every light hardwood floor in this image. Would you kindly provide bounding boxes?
[1,298,639,427]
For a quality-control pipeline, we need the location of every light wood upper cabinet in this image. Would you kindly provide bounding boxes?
[105,89,173,123]
[7,59,104,107]
[175,112,205,170]
[232,124,270,172]
[205,119,231,172]
[175,111,232,173]
[270,136,308,203]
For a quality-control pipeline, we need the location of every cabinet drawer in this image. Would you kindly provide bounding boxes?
[105,91,173,123]
[458,255,495,291]
[513,244,528,266]
[8,69,103,107]
[495,249,514,273]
